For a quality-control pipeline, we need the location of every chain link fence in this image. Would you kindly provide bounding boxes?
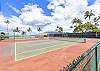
[60,41,100,71]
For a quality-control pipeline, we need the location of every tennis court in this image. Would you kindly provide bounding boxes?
[0,38,99,71]
[15,37,85,61]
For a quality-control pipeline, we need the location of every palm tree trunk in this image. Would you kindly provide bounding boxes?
[7,24,8,34]
[30,32,31,39]
[7,24,9,38]
[14,32,15,40]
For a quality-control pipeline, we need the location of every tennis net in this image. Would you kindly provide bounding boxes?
[48,37,86,43]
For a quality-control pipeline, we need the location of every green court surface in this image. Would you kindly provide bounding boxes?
[15,39,83,61]
[15,37,86,61]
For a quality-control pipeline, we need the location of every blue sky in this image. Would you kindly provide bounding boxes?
[1,0,52,17]
[0,1,1,11]
[1,0,96,17]
[87,0,96,6]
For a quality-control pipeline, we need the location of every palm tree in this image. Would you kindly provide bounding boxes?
[72,18,82,25]
[59,27,63,32]
[27,27,32,35]
[98,15,100,20]
[71,18,82,28]
[56,26,63,32]
[93,14,100,26]
[70,26,73,28]
[55,26,59,32]
[15,27,20,32]
[27,27,32,38]
[55,26,63,37]
[21,31,26,36]
[37,27,42,38]
[13,27,20,39]
[4,20,10,35]
[84,10,94,20]
[93,17,99,26]
[37,27,42,32]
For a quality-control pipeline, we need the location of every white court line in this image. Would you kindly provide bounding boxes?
[17,39,57,43]
[16,40,60,48]
[15,42,76,61]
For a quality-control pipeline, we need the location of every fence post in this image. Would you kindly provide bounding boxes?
[95,46,98,71]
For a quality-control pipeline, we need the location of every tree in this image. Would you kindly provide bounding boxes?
[72,18,82,25]
[71,18,82,28]
[92,29,100,32]
[74,23,98,32]
[59,26,63,32]
[1,32,5,35]
[93,15,100,26]
[27,27,32,35]
[4,20,10,35]
[13,27,20,37]
[15,27,20,32]
[27,27,32,38]
[71,10,100,33]
[84,10,94,20]
[21,31,26,36]
[55,26,59,32]
[37,27,42,32]
[37,27,42,38]
[55,26,63,32]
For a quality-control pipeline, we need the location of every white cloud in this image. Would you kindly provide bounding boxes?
[95,0,100,4]
[0,14,38,34]
[0,4,52,34]
[87,2,100,25]
[46,0,88,32]
[0,14,7,31]
[19,4,53,31]
[87,3,100,15]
